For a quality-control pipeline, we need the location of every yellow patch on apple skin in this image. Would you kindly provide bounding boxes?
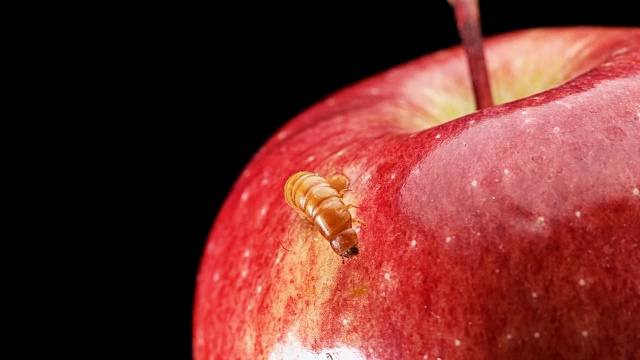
[263,229,346,349]
[349,284,370,298]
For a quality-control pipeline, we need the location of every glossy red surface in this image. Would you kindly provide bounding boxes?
[194,27,640,359]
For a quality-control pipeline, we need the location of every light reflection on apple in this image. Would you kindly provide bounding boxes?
[269,333,367,360]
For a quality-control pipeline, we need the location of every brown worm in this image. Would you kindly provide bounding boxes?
[284,171,359,258]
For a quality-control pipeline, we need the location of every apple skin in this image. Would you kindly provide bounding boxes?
[194,27,640,359]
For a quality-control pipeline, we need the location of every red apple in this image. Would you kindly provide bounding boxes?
[193,25,640,359]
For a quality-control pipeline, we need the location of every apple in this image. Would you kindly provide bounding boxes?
[193,7,640,358]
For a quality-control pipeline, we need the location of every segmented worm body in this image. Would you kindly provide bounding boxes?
[284,171,359,258]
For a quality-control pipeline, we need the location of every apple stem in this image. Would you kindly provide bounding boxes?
[448,0,493,110]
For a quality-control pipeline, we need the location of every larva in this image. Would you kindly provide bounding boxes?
[284,171,360,258]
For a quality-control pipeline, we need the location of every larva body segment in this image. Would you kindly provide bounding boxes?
[284,171,359,258]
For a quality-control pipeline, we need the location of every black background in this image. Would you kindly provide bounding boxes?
[123,2,636,358]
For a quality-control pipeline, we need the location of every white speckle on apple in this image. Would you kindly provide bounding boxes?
[261,177,269,186]
[524,118,532,124]
[384,273,391,280]
[410,239,417,248]
[257,285,262,293]
[342,318,349,326]
[503,169,509,174]
[579,279,586,286]
[423,354,428,359]
[532,292,538,298]
[469,120,475,125]
[445,236,452,244]
[336,150,345,157]
[260,207,267,216]
[390,173,396,180]
[240,191,249,202]
[471,180,478,187]
[556,100,573,109]
[276,131,288,140]
[246,305,252,311]
[241,270,248,278]
[364,173,372,181]
[575,211,582,217]
[355,227,362,234]
[521,110,527,115]
[213,272,219,282]
[582,330,589,337]
[243,250,250,257]
[435,134,441,139]
[454,339,461,347]
[633,187,639,196]
[306,155,315,162]
[553,126,560,133]
[506,334,513,340]
[275,256,280,265]
[534,332,540,339]
[612,47,629,56]
[429,311,442,323]
[536,216,545,225]
[325,98,336,106]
